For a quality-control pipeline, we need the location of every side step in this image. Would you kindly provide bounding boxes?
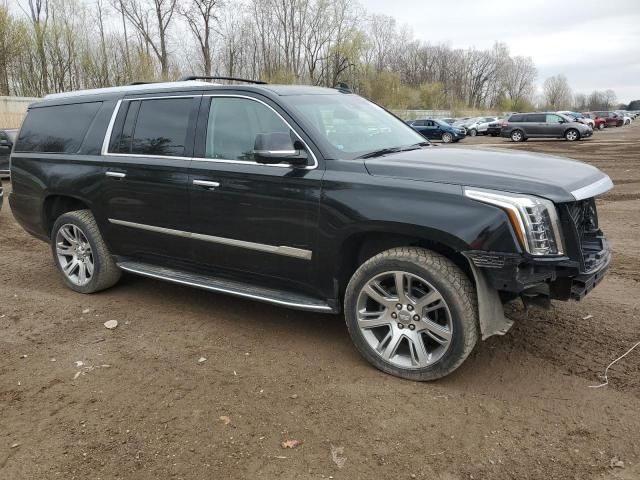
[116,260,336,313]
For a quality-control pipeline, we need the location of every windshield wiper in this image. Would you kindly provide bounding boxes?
[356,142,431,159]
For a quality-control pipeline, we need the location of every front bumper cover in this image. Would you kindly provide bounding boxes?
[465,246,611,302]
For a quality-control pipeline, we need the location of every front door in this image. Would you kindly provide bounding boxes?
[97,94,201,264]
[187,94,323,290]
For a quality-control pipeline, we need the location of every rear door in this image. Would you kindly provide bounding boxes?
[187,93,323,288]
[98,94,201,263]
[525,114,546,136]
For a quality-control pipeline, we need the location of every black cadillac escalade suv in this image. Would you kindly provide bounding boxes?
[9,78,613,381]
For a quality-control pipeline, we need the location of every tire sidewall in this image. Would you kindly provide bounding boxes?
[442,133,452,143]
[51,212,104,294]
[344,255,476,381]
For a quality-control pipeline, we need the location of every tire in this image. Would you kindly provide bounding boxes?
[598,123,605,130]
[565,128,579,141]
[468,128,477,137]
[344,247,479,381]
[51,210,121,294]
[510,130,524,142]
[441,132,453,143]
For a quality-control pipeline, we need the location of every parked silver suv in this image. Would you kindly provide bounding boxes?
[501,113,593,142]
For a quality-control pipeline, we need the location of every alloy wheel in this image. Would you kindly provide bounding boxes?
[511,131,523,142]
[356,271,453,369]
[566,129,578,141]
[56,224,94,286]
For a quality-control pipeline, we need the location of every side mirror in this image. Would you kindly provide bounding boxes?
[254,132,308,166]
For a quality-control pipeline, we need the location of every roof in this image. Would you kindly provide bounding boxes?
[41,81,343,104]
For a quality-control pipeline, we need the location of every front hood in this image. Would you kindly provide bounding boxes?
[364,147,612,203]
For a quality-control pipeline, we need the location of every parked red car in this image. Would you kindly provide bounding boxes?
[590,111,624,128]
[583,112,608,130]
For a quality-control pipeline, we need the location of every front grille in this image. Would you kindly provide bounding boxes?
[564,198,608,273]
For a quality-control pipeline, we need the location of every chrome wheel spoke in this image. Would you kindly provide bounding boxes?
[60,226,77,245]
[357,309,391,330]
[63,258,78,276]
[394,272,408,304]
[408,332,430,367]
[78,261,87,284]
[364,282,394,308]
[378,330,403,360]
[56,243,75,256]
[417,318,452,344]
[413,290,443,311]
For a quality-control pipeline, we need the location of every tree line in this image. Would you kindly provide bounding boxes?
[0,0,624,113]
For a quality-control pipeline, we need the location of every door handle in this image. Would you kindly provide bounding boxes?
[106,171,126,179]
[193,180,220,189]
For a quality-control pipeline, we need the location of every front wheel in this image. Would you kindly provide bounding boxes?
[344,247,479,381]
[565,128,579,141]
[468,128,477,137]
[51,210,121,294]
[598,123,605,130]
[441,132,453,143]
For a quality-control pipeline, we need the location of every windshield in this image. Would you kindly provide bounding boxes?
[284,94,425,159]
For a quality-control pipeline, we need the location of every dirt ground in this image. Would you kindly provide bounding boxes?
[1,123,639,480]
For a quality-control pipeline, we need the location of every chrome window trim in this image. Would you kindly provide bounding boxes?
[101,93,319,170]
[108,218,312,260]
[571,175,614,201]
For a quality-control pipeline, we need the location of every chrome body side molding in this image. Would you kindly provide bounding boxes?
[108,218,312,260]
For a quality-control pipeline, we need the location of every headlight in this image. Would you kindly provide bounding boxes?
[464,188,565,256]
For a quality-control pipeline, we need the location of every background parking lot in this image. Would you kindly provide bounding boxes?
[1,124,639,479]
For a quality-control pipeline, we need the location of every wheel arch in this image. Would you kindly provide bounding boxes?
[335,228,473,299]
[43,194,92,238]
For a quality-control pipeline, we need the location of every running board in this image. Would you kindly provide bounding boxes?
[116,260,335,313]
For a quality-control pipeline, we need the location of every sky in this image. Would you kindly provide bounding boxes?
[361,0,640,103]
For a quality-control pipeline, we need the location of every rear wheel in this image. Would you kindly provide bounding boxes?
[468,128,477,137]
[344,247,479,381]
[441,132,453,143]
[565,128,579,141]
[510,130,524,142]
[598,122,605,130]
[51,210,121,294]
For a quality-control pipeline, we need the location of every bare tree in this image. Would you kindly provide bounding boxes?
[543,74,572,110]
[502,56,536,111]
[112,0,177,79]
[180,0,220,76]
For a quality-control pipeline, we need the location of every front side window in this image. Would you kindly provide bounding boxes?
[205,97,292,161]
[283,94,425,160]
[546,114,563,123]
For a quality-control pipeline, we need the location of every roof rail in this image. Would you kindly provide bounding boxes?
[334,82,352,93]
[180,75,267,85]
[127,81,157,85]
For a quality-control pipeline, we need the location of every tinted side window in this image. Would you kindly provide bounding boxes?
[413,120,426,126]
[205,97,291,162]
[509,114,523,122]
[525,114,545,122]
[128,98,193,156]
[15,102,102,153]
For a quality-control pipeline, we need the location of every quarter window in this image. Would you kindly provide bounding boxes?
[205,97,291,161]
[15,102,102,153]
